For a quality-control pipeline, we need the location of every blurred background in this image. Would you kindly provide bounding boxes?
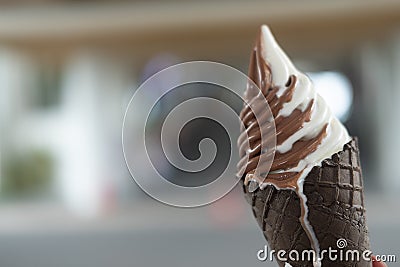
[0,0,400,266]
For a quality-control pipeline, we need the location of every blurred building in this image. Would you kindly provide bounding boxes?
[0,1,399,267]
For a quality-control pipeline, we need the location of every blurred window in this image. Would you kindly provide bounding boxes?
[308,71,353,122]
[35,63,62,108]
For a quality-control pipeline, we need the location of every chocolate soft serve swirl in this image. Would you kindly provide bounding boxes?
[238,25,351,267]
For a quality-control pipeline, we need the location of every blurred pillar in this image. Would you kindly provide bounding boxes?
[58,51,132,216]
[0,49,35,188]
[359,36,400,193]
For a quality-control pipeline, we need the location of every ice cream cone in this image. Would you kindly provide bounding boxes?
[242,138,370,266]
[238,26,371,266]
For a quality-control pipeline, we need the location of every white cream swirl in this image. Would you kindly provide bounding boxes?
[259,25,351,185]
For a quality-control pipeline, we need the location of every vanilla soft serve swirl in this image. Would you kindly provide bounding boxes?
[238,25,350,190]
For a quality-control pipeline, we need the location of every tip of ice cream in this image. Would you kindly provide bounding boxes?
[259,25,298,89]
[260,25,280,51]
[260,25,275,45]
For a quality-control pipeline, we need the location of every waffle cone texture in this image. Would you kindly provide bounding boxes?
[242,138,371,266]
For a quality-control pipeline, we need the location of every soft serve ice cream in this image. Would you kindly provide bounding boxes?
[237,25,352,267]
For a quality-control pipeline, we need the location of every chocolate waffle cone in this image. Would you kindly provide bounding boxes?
[242,138,371,266]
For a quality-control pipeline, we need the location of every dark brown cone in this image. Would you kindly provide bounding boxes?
[242,138,371,267]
